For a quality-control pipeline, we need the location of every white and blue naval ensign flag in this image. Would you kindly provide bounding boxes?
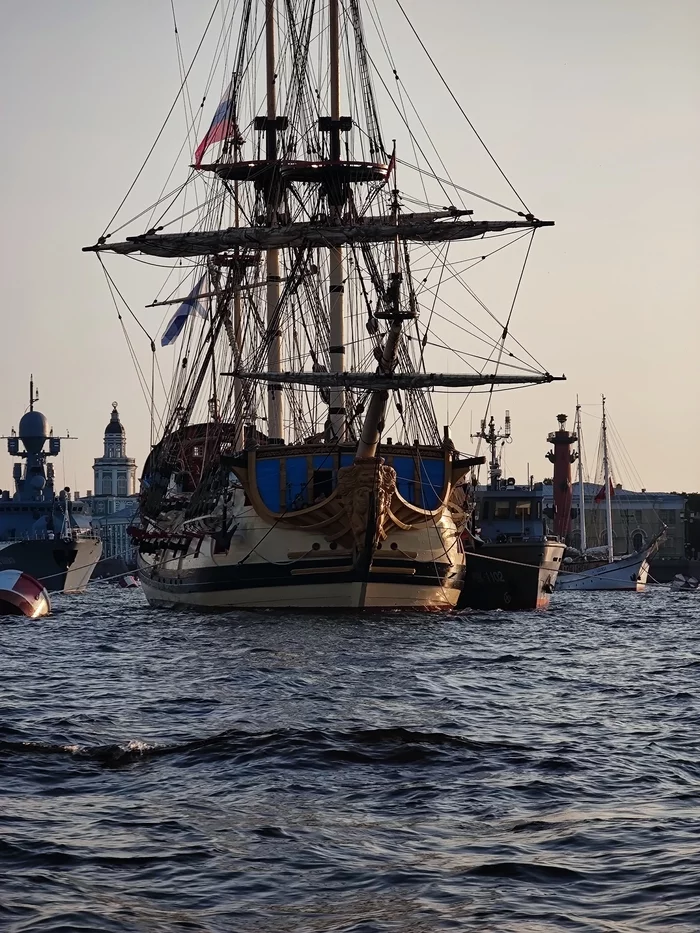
[161,274,208,347]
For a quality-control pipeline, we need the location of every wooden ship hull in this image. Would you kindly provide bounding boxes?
[134,439,476,611]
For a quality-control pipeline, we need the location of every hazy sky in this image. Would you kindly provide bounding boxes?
[0,0,697,494]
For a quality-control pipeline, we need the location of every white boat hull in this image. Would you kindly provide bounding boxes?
[557,550,651,592]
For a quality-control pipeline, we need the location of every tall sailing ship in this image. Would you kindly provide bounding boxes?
[85,0,561,610]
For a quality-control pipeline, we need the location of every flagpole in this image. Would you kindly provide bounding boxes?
[602,395,614,563]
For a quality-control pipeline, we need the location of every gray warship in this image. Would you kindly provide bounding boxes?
[0,379,102,592]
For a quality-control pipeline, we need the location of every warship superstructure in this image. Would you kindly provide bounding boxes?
[0,379,102,592]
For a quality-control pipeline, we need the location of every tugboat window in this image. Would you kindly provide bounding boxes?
[515,500,532,518]
[494,501,511,519]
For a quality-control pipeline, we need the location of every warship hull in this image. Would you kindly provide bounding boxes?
[0,538,102,593]
[459,540,565,610]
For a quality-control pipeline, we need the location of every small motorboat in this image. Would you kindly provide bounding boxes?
[0,570,51,618]
[118,573,141,589]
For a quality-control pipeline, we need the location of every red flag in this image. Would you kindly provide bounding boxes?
[194,81,240,168]
[594,478,615,503]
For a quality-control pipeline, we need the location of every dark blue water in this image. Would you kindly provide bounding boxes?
[2,589,699,932]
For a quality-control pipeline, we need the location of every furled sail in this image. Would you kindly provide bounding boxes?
[233,371,563,390]
[84,217,552,259]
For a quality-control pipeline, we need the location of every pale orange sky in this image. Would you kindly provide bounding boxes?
[0,1,697,495]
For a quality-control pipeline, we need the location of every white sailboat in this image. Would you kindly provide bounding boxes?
[558,397,663,592]
[85,1,561,611]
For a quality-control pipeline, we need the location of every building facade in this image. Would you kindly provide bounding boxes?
[543,482,687,558]
[88,403,139,562]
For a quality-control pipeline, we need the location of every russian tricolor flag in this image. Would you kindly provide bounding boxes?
[194,81,239,167]
[161,274,208,347]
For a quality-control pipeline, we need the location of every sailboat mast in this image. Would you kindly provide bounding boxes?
[575,399,587,552]
[265,0,284,444]
[601,395,614,563]
[328,0,346,441]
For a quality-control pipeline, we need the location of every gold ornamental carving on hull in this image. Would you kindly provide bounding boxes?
[335,458,397,548]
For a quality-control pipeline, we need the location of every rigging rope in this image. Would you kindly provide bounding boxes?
[393,0,531,215]
[101,0,223,238]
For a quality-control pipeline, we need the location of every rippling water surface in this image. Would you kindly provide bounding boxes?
[2,588,700,931]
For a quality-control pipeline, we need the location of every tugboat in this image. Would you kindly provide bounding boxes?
[0,379,102,592]
[459,413,565,610]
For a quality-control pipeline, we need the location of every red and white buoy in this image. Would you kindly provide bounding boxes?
[0,570,51,618]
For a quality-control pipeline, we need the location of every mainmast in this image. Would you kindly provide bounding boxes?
[327,0,346,442]
[575,399,587,551]
[601,395,614,563]
[232,145,244,452]
[264,0,284,444]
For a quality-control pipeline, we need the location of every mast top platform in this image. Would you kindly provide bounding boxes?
[197,158,389,187]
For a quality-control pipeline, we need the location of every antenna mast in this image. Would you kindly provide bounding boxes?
[472,412,511,490]
[29,374,38,412]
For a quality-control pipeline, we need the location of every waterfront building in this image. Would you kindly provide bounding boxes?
[86,404,139,561]
[542,482,687,558]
